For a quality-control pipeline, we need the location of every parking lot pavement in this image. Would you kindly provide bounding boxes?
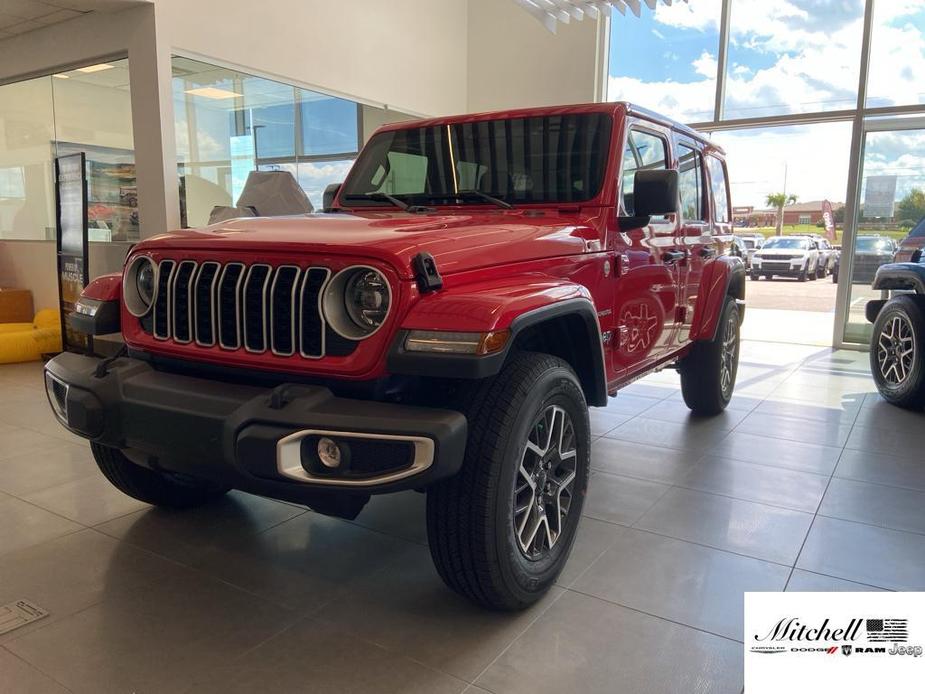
[745,274,837,312]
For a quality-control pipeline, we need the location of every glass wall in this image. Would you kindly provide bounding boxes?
[608,0,721,123]
[712,122,852,221]
[866,2,925,108]
[0,59,137,242]
[172,57,362,227]
[843,122,925,343]
[608,0,925,347]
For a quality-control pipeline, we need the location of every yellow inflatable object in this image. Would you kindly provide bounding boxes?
[0,309,63,364]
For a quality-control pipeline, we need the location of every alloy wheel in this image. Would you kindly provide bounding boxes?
[877,314,916,386]
[720,312,738,397]
[513,405,577,559]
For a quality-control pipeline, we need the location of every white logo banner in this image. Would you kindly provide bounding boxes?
[745,592,925,693]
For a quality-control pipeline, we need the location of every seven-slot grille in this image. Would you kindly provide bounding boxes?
[151,260,332,358]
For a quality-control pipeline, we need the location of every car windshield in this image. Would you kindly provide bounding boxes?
[740,239,756,249]
[762,237,808,250]
[856,237,893,252]
[340,113,612,207]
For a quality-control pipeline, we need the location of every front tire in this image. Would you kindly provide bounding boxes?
[679,296,740,415]
[91,443,230,508]
[870,295,925,409]
[750,271,760,281]
[426,352,590,610]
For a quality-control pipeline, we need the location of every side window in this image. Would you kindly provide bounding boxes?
[678,144,704,222]
[706,155,729,224]
[622,129,668,216]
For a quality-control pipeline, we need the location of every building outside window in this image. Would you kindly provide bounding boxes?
[172,57,361,227]
[0,58,136,243]
[608,0,925,347]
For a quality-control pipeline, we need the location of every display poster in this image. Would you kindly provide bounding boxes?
[864,175,898,218]
[55,153,90,354]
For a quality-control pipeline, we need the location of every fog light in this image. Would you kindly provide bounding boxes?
[317,437,342,468]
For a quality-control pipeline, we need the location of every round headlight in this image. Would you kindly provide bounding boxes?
[344,270,390,331]
[136,262,155,306]
[125,256,157,317]
[322,266,392,340]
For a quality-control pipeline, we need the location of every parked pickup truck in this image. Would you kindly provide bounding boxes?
[45,102,745,610]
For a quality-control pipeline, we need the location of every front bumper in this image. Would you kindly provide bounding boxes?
[752,261,807,276]
[44,352,467,502]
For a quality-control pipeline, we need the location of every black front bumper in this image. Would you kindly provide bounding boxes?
[44,353,467,504]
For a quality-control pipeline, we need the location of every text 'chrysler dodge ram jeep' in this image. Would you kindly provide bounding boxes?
[45,102,745,610]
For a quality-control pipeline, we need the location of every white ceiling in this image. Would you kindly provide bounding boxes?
[0,0,149,39]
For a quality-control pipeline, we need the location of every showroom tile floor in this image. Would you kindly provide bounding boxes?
[0,339,921,693]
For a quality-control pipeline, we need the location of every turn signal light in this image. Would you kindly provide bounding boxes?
[405,329,511,355]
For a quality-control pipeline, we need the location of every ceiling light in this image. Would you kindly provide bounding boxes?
[184,86,242,100]
[53,74,69,79]
[76,63,114,73]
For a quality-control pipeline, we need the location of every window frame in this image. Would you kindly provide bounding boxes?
[620,123,673,224]
[675,139,707,224]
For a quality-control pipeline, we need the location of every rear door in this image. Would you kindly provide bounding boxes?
[611,124,682,375]
[674,140,711,344]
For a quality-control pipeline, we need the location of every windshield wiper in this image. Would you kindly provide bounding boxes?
[342,192,410,210]
[343,192,435,213]
[454,190,514,209]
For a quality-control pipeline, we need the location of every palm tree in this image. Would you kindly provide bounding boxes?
[766,193,798,235]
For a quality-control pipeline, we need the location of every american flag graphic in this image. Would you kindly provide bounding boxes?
[866,618,908,642]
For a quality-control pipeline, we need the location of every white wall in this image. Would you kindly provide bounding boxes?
[466,0,603,112]
[157,0,469,118]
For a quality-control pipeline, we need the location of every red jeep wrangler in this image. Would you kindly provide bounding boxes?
[45,103,744,610]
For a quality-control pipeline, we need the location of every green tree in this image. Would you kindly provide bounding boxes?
[766,193,798,235]
[898,188,925,224]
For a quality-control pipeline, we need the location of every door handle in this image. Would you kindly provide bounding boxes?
[700,247,717,259]
[662,250,686,264]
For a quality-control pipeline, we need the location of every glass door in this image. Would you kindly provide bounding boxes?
[841,118,925,345]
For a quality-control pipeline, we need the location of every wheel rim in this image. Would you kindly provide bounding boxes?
[877,314,916,386]
[720,312,738,397]
[513,405,577,560]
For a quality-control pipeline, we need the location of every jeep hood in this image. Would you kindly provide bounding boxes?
[134,210,602,279]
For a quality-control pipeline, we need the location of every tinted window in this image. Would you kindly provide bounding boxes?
[856,237,895,252]
[622,129,668,215]
[706,155,729,223]
[678,144,704,221]
[343,113,612,206]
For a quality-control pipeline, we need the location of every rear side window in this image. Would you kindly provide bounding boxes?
[678,144,705,222]
[706,155,729,223]
[622,129,668,215]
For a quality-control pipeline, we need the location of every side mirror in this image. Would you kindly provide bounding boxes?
[618,169,678,231]
[323,182,343,211]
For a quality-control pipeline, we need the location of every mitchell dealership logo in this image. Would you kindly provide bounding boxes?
[754,617,864,644]
[750,617,921,657]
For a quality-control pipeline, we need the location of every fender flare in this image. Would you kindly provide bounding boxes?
[689,256,746,342]
[387,297,608,406]
[872,263,925,293]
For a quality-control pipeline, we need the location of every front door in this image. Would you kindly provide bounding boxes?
[611,125,682,376]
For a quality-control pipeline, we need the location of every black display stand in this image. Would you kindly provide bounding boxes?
[54,152,92,355]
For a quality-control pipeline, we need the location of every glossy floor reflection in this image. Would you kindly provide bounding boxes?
[0,341,921,693]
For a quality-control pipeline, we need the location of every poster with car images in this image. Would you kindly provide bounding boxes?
[55,152,90,354]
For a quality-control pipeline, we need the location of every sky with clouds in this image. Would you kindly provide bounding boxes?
[608,0,925,209]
